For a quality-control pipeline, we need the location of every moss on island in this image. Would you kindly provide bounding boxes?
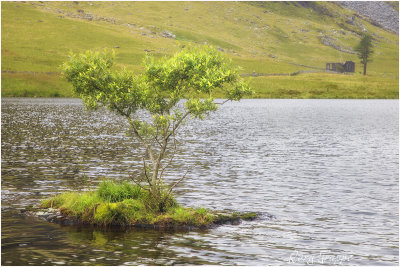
[38,180,257,229]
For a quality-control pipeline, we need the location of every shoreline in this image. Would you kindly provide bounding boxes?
[22,206,268,231]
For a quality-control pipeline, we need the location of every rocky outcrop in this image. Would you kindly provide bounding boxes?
[24,208,81,225]
[338,1,399,34]
[241,69,326,77]
[318,35,356,54]
[161,31,176,39]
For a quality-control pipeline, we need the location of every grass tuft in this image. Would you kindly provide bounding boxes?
[97,179,142,202]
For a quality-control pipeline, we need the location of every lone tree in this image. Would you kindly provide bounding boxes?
[355,34,374,75]
[62,46,252,211]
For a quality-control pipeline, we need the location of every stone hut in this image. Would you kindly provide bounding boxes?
[326,61,355,72]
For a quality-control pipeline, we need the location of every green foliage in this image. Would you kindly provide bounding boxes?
[239,212,258,220]
[62,46,252,115]
[40,179,210,226]
[143,46,251,106]
[62,49,146,114]
[355,34,374,75]
[62,45,252,208]
[94,202,119,225]
[166,206,216,226]
[185,97,218,119]
[41,191,102,218]
[140,187,178,213]
[93,199,146,226]
[168,207,195,223]
[355,34,374,62]
[97,179,143,202]
[214,212,241,223]
[40,193,68,209]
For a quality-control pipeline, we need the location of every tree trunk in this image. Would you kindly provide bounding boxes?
[363,62,367,75]
[151,163,159,194]
[151,137,169,199]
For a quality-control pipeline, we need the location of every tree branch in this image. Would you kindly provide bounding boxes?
[126,117,157,167]
[159,133,178,181]
[165,168,190,199]
[153,136,162,148]
[142,156,152,188]
[215,99,230,105]
[165,110,191,141]
[130,174,151,193]
[173,111,190,132]
[112,103,130,117]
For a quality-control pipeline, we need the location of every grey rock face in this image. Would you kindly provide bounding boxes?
[25,209,80,225]
[161,31,176,39]
[319,35,356,54]
[338,1,399,34]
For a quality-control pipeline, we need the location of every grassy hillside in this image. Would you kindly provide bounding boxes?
[1,1,398,98]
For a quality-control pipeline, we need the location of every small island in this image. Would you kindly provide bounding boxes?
[27,179,258,230]
[29,45,256,230]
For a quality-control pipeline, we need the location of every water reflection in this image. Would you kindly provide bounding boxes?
[2,98,399,265]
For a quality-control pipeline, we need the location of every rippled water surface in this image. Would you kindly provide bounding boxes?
[2,98,399,265]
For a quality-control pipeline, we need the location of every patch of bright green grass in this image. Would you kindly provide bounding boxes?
[166,207,216,226]
[41,191,102,220]
[97,179,143,202]
[1,72,73,97]
[93,199,148,226]
[249,72,399,99]
[40,179,251,228]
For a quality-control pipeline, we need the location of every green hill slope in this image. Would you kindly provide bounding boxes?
[1,1,398,98]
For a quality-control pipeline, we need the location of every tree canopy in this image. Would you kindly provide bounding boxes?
[355,34,374,75]
[62,46,252,210]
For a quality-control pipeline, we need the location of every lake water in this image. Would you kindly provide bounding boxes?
[1,98,399,265]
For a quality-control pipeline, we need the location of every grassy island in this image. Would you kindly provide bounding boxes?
[40,180,257,229]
